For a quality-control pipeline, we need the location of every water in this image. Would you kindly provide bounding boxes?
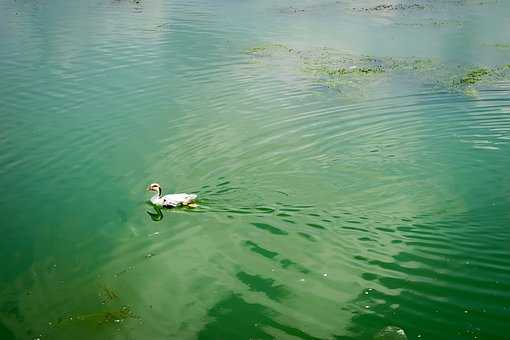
[1,0,509,339]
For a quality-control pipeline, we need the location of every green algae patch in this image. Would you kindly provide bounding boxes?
[50,305,138,331]
[355,3,426,12]
[245,43,510,98]
[98,284,119,304]
[246,45,442,97]
[245,44,293,56]
[459,68,491,85]
[245,46,268,54]
[324,66,385,77]
[72,306,136,325]
[445,64,510,94]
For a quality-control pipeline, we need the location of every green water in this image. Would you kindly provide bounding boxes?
[1,0,510,339]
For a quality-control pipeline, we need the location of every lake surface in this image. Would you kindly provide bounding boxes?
[1,0,509,339]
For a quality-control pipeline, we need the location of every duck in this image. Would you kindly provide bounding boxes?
[147,183,198,208]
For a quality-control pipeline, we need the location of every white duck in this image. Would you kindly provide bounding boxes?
[147,183,198,208]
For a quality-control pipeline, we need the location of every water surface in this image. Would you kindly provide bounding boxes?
[1,0,510,339]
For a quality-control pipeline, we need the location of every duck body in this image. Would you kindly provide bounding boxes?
[150,193,198,208]
[147,183,198,208]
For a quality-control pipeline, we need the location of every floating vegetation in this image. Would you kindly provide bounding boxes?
[41,282,139,337]
[246,44,439,95]
[443,64,510,95]
[245,43,510,97]
[431,20,464,27]
[354,0,499,12]
[98,284,119,304]
[70,306,136,325]
[374,325,408,340]
[487,43,510,49]
[245,46,268,54]
[355,3,426,12]
[321,66,385,77]
[245,44,294,56]
[455,0,501,6]
[52,305,137,329]
[393,19,464,28]
[459,68,491,85]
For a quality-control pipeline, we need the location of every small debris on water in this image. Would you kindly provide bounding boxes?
[374,325,408,340]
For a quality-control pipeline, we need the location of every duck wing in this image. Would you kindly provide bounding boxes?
[161,193,197,207]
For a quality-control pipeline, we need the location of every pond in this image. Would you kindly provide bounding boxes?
[0,0,509,339]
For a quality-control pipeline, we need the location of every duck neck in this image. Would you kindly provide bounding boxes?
[156,187,162,197]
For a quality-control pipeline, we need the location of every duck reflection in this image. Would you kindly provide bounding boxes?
[145,203,202,222]
[146,204,164,221]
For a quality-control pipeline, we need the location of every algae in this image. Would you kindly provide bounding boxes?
[324,66,385,77]
[245,43,510,97]
[355,3,426,12]
[98,284,118,304]
[307,64,385,77]
[245,44,292,56]
[246,46,267,54]
[459,68,491,85]
[72,306,136,325]
[53,305,137,329]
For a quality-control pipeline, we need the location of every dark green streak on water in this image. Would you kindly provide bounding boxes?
[1,0,510,339]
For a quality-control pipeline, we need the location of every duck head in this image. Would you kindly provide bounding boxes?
[147,183,162,196]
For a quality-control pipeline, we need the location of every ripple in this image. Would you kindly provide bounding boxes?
[1,0,510,339]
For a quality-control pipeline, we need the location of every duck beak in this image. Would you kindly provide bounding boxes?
[146,185,151,191]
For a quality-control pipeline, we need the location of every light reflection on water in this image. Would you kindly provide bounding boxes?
[0,0,509,339]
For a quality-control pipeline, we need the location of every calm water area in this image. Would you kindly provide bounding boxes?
[0,0,509,339]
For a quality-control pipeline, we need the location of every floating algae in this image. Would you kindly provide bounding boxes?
[73,306,136,325]
[53,305,137,329]
[459,68,491,85]
[319,66,385,77]
[245,44,294,56]
[245,45,442,96]
[43,283,138,337]
[374,326,408,340]
[441,64,510,96]
[355,3,426,12]
[394,19,464,28]
[98,284,119,304]
[355,0,498,12]
[245,44,510,97]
